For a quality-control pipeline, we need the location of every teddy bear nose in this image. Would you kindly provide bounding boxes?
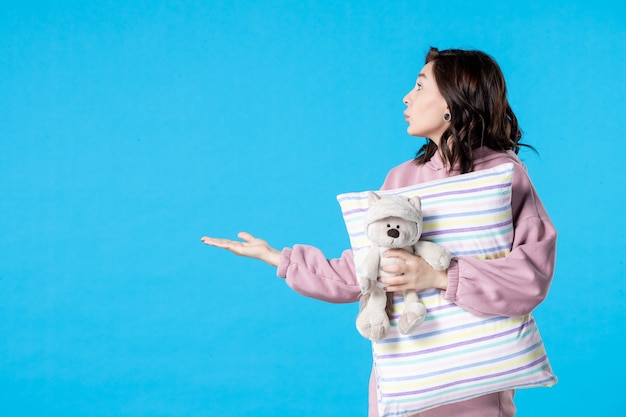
[387,229,400,238]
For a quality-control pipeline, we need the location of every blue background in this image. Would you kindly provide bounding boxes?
[2,1,625,416]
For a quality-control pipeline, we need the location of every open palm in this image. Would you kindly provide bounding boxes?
[201,232,280,266]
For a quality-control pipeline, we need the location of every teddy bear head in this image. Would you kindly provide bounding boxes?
[364,192,423,249]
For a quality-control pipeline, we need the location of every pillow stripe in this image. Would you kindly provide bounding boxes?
[336,163,556,416]
[380,344,546,386]
[423,218,512,237]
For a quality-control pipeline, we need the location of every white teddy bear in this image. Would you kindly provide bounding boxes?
[356,192,452,342]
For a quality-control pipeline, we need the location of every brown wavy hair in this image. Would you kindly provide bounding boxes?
[414,47,533,173]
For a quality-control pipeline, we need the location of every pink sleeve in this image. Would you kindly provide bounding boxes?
[277,245,361,303]
[443,165,557,316]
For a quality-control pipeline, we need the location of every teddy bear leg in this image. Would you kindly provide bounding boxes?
[398,290,426,335]
[356,287,390,342]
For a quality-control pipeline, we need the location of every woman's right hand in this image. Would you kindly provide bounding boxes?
[200,232,281,267]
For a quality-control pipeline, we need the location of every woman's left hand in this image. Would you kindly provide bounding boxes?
[380,248,448,292]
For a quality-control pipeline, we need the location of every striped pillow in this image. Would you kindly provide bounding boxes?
[336,163,556,416]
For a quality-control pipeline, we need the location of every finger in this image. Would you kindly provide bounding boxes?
[384,249,411,260]
[381,263,404,274]
[201,236,219,245]
[380,275,404,286]
[237,231,256,242]
[385,284,407,293]
[201,236,237,249]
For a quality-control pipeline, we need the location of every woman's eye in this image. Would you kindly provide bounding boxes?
[416,83,423,91]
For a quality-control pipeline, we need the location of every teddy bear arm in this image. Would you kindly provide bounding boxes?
[414,241,452,271]
[357,246,381,292]
[360,247,381,280]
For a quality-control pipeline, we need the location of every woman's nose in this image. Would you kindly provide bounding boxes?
[403,94,409,105]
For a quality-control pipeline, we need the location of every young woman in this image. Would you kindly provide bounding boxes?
[202,47,557,417]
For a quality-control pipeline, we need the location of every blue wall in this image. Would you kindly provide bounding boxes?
[2,1,624,415]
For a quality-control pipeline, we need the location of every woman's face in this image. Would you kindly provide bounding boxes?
[403,62,450,145]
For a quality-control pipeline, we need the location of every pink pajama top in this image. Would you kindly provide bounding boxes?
[275,147,557,415]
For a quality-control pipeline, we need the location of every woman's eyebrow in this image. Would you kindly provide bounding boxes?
[418,73,427,79]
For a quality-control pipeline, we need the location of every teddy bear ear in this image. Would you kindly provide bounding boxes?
[368,191,381,205]
[409,195,422,211]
